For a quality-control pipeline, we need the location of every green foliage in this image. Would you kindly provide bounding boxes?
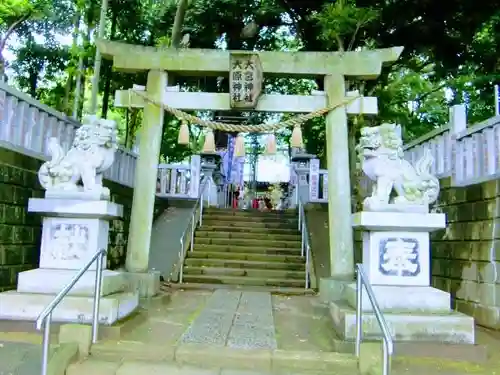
[11,36,69,97]
[0,0,51,34]
[0,0,38,25]
[311,0,379,51]
[2,0,500,165]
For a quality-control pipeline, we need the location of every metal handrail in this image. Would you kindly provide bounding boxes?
[355,263,394,375]
[179,179,209,283]
[36,248,106,375]
[297,196,311,289]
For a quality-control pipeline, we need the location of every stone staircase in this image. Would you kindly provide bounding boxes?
[181,208,307,290]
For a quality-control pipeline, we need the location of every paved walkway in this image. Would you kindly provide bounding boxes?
[0,340,46,375]
[180,290,277,349]
[121,289,337,352]
[4,289,500,375]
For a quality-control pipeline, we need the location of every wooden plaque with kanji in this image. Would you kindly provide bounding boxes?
[229,53,263,109]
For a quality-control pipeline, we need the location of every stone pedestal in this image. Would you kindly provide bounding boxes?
[330,211,475,344]
[0,198,139,325]
[200,152,220,207]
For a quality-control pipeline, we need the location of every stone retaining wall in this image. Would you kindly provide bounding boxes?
[0,148,43,291]
[308,178,500,330]
[432,177,500,330]
[0,146,167,291]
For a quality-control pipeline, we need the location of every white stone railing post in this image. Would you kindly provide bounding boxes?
[448,104,467,184]
[289,164,298,208]
[189,154,201,198]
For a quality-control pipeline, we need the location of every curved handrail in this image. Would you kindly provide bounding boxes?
[178,179,209,283]
[36,248,106,375]
[355,263,394,375]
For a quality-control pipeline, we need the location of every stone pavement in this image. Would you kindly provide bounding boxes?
[113,289,338,353]
[89,289,355,373]
[85,289,500,375]
[180,290,277,349]
[0,340,49,375]
[6,289,500,375]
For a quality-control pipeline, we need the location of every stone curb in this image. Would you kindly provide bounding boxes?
[90,341,358,373]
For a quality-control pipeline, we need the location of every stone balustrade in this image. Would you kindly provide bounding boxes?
[157,158,201,199]
[0,82,200,198]
[404,104,500,186]
[305,105,500,204]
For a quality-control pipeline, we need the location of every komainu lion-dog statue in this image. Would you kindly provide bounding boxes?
[356,123,439,212]
[38,115,118,199]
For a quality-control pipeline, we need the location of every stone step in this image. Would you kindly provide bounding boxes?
[333,337,488,364]
[195,230,301,241]
[194,237,301,249]
[203,213,298,223]
[184,258,306,271]
[395,341,488,363]
[200,225,299,235]
[0,291,139,325]
[187,251,305,263]
[86,346,357,375]
[168,282,314,295]
[183,266,306,280]
[192,244,302,256]
[203,208,297,218]
[330,300,475,344]
[73,343,489,375]
[0,305,153,343]
[182,274,306,288]
[202,220,298,229]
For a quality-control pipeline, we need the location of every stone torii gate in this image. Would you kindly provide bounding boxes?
[96,39,402,297]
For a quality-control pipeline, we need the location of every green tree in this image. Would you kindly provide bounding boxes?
[5,0,500,164]
[0,0,51,78]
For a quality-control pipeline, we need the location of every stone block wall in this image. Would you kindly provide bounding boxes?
[0,146,168,291]
[106,180,133,270]
[0,148,44,291]
[432,177,500,330]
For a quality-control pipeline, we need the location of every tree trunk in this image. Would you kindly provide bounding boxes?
[77,28,92,119]
[171,0,190,48]
[0,55,6,82]
[89,0,109,114]
[63,11,82,115]
[28,70,38,97]
[101,7,118,118]
[0,15,29,80]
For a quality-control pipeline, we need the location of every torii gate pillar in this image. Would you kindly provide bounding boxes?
[322,74,354,298]
[126,70,167,276]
